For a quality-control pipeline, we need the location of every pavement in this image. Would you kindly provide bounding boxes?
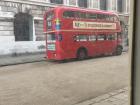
[0,53,46,66]
[0,53,129,105]
[75,87,129,105]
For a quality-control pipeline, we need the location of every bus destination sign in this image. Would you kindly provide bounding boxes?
[73,21,116,30]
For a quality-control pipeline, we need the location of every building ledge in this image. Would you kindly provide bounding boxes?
[1,0,58,7]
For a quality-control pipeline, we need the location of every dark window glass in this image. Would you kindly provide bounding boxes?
[47,33,56,42]
[50,0,63,4]
[76,12,86,19]
[46,12,54,20]
[56,34,62,41]
[78,0,87,8]
[87,13,97,19]
[63,11,75,18]
[14,13,33,41]
[100,0,107,10]
[97,14,106,20]
[105,15,110,21]
[89,35,97,41]
[76,35,88,41]
[47,21,52,29]
[97,35,105,41]
[107,34,117,40]
[117,0,123,12]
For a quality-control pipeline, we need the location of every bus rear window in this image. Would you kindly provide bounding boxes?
[46,12,54,20]
[47,34,56,42]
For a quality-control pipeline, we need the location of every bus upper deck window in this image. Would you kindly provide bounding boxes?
[87,13,97,19]
[109,16,114,21]
[63,11,75,18]
[77,12,86,19]
[105,15,110,21]
[97,14,105,20]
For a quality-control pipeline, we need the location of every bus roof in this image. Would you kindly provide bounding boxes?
[53,6,118,16]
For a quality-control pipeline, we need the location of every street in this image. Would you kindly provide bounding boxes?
[0,53,129,105]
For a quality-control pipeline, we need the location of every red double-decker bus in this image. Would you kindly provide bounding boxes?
[44,6,123,60]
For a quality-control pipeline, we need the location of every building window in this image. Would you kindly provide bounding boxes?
[112,0,117,11]
[89,0,99,9]
[117,0,123,12]
[78,0,88,8]
[127,0,130,13]
[34,20,45,41]
[122,0,127,13]
[50,0,63,4]
[68,0,77,6]
[100,0,107,10]
[14,13,33,41]
[93,0,100,9]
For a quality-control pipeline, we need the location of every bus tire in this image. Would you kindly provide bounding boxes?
[77,48,87,60]
[115,46,122,55]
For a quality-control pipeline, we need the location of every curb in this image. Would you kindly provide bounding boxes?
[75,87,128,105]
[0,54,46,67]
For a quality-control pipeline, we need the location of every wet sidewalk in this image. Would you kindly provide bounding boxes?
[75,87,129,105]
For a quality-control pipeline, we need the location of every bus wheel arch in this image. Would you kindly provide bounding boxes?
[76,47,88,60]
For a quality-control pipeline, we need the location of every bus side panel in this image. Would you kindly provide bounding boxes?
[59,32,77,59]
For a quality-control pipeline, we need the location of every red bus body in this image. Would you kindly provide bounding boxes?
[44,7,122,60]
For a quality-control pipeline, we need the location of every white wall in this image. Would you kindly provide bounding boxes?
[0,39,46,55]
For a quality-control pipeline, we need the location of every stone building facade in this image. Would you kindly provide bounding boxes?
[0,0,130,56]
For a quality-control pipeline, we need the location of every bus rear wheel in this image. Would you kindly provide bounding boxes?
[77,49,87,60]
[115,46,122,55]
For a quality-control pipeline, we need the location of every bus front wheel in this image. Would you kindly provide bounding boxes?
[77,49,87,60]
